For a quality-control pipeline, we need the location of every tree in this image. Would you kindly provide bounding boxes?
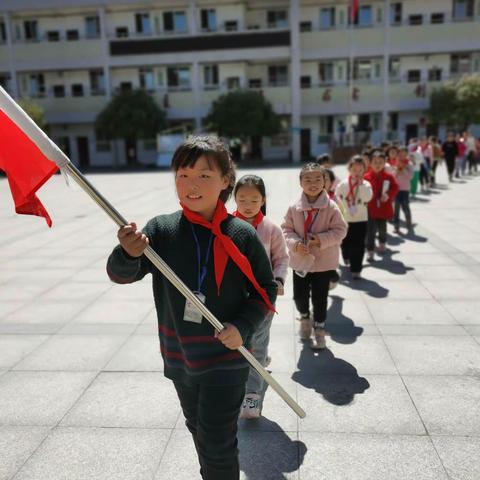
[456,75,480,130]
[18,98,46,131]
[428,75,480,130]
[95,89,166,166]
[428,82,458,128]
[204,89,282,160]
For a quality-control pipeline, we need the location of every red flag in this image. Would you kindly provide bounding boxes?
[0,87,67,226]
[350,0,360,22]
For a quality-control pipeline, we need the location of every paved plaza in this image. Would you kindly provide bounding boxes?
[1,165,480,480]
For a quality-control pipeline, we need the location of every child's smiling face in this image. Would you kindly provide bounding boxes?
[176,155,229,220]
[371,155,386,173]
[300,169,325,200]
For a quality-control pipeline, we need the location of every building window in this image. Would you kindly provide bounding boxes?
[357,6,373,26]
[301,76,311,89]
[203,65,219,87]
[389,58,400,79]
[451,53,471,74]
[226,77,240,90]
[225,20,238,31]
[453,0,474,19]
[119,82,132,92]
[163,11,187,33]
[389,112,398,131]
[89,70,105,95]
[354,60,372,80]
[71,84,84,97]
[268,65,288,86]
[167,66,191,89]
[249,78,262,88]
[320,8,335,29]
[319,62,334,83]
[96,140,111,152]
[53,85,65,97]
[200,9,217,31]
[66,29,79,40]
[407,70,421,83]
[23,20,38,41]
[0,22,7,42]
[408,14,423,25]
[300,21,312,32]
[428,68,442,81]
[267,10,288,28]
[139,68,155,91]
[135,13,152,35]
[116,27,129,38]
[85,16,100,38]
[47,31,60,41]
[431,13,445,24]
[29,74,45,97]
[390,3,402,25]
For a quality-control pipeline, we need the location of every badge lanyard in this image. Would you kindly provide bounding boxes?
[303,209,319,243]
[190,224,213,294]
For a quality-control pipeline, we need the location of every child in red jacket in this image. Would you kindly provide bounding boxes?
[364,151,399,262]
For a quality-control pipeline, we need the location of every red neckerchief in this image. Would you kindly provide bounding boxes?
[304,208,319,242]
[327,190,335,200]
[181,200,275,312]
[346,176,360,206]
[233,210,264,229]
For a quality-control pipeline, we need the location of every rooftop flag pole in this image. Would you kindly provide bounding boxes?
[0,86,306,419]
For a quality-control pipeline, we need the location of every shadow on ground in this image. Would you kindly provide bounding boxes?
[292,344,370,406]
[325,295,363,344]
[363,250,415,276]
[239,418,307,480]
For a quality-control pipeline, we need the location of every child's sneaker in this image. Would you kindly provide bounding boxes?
[394,225,400,234]
[367,251,375,262]
[298,316,312,340]
[352,272,361,280]
[344,259,350,267]
[311,329,326,350]
[239,394,261,419]
[378,242,386,253]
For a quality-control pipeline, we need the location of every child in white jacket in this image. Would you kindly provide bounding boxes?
[335,155,373,279]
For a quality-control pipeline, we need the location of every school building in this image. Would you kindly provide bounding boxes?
[1,0,479,167]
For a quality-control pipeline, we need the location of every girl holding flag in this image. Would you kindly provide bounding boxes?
[233,174,289,419]
[107,136,277,480]
[282,163,347,350]
[335,155,373,279]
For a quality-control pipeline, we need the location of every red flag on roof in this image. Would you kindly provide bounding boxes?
[350,0,360,23]
[0,87,68,226]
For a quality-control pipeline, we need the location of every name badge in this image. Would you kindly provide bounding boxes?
[183,291,206,324]
[348,205,358,217]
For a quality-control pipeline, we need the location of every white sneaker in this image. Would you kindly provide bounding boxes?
[239,394,261,419]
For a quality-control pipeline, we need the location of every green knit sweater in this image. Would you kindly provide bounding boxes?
[107,210,277,386]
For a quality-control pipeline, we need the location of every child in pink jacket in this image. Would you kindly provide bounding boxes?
[233,174,289,419]
[282,163,347,350]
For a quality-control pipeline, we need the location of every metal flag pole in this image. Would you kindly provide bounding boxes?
[64,161,306,419]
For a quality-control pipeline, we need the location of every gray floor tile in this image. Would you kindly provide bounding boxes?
[38,282,111,303]
[104,335,163,371]
[14,427,170,480]
[378,325,468,336]
[13,335,127,371]
[298,433,448,480]
[404,375,480,435]
[295,372,424,434]
[365,299,456,325]
[71,300,153,325]
[384,336,480,375]
[432,436,480,480]
[439,300,480,325]
[61,372,181,428]
[0,371,96,426]
[421,281,480,300]
[0,335,48,370]
[0,302,24,320]
[0,426,51,480]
